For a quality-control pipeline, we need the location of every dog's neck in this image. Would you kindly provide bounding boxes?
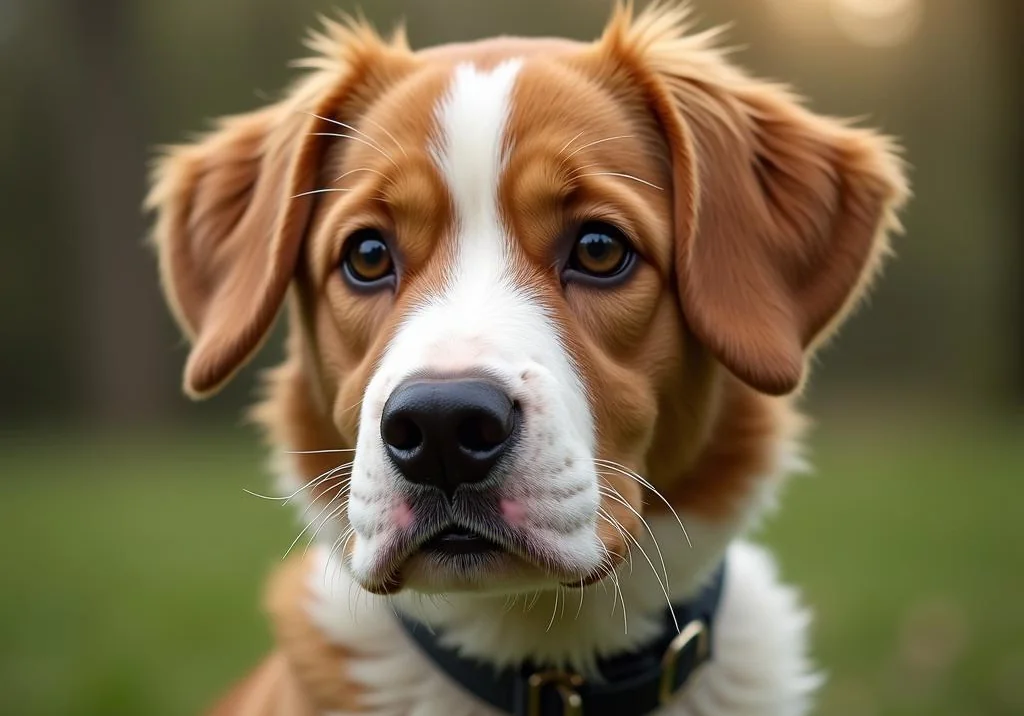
[256,356,804,675]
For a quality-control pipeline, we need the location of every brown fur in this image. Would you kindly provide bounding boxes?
[146,3,907,712]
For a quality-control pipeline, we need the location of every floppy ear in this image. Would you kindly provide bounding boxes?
[605,6,909,395]
[146,19,414,399]
[146,103,321,399]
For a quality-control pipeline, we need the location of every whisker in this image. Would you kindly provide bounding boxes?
[597,507,635,572]
[594,459,692,548]
[296,477,351,521]
[284,496,346,559]
[304,112,392,156]
[575,577,585,621]
[338,398,364,416]
[597,488,679,634]
[302,499,349,557]
[292,187,356,199]
[241,460,352,502]
[546,587,561,633]
[308,132,399,168]
[574,172,663,191]
[560,135,635,165]
[285,448,357,455]
[557,130,586,157]
[361,114,409,158]
[334,167,389,183]
[597,482,671,592]
[604,558,627,635]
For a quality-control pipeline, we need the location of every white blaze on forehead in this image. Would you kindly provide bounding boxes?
[347,59,601,585]
[430,59,522,240]
[367,57,592,445]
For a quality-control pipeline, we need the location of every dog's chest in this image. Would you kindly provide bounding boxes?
[268,542,819,716]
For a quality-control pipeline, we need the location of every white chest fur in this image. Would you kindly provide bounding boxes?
[305,527,820,716]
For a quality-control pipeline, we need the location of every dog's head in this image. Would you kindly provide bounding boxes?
[148,5,906,596]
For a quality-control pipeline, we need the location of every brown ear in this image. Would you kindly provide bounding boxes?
[146,18,414,399]
[604,5,909,395]
[146,104,318,399]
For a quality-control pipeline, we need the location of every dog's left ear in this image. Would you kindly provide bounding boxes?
[603,5,909,395]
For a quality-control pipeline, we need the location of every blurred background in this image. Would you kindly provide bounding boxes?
[1,0,1020,714]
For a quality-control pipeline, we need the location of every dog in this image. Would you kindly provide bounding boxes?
[147,3,908,714]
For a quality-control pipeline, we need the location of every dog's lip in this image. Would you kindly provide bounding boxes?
[419,526,504,555]
[359,520,582,590]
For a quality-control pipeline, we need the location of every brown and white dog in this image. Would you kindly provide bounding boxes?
[147,3,908,715]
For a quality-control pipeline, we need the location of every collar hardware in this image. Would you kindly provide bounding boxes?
[527,670,584,716]
[658,619,709,704]
[396,561,727,716]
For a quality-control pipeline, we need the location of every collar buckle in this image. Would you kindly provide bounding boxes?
[658,619,709,705]
[527,670,584,716]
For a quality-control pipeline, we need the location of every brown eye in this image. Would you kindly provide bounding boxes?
[567,222,634,281]
[342,229,394,287]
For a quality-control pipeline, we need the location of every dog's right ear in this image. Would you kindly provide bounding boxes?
[147,19,414,399]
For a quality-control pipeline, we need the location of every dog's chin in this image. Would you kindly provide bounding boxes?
[400,549,557,595]
[350,526,611,596]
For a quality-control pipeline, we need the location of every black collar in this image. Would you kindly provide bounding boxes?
[396,561,726,716]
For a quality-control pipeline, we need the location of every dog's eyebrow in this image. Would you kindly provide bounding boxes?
[309,132,400,169]
[304,111,392,156]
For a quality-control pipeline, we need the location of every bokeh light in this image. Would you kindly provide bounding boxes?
[829,0,923,47]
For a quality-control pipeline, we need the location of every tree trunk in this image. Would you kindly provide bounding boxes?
[52,0,175,425]
[993,0,1024,406]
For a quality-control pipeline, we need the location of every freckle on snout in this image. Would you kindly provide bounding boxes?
[392,502,414,530]
[501,498,527,526]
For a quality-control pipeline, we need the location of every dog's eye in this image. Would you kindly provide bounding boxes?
[567,222,634,281]
[341,229,394,286]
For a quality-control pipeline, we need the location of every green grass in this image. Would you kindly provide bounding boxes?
[1,421,1022,715]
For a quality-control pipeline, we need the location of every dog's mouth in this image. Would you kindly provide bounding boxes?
[418,526,504,556]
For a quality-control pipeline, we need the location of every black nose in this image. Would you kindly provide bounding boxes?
[380,378,518,497]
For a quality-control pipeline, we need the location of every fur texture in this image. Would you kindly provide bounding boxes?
[147,3,909,715]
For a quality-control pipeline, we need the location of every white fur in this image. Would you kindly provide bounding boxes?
[346,60,608,588]
[293,440,820,715]
[309,537,818,716]
[284,61,821,715]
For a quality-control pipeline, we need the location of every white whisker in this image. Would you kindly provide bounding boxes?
[597,487,679,634]
[594,459,692,548]
[560,134,635,164]
[308,132,399,167]
[304,112,392,156]
[546,587,561,633]
[574,172,663,191]
[302,499,349,557]
[284,495,345,559]
[292,187,354,199]
[242,460,352,503]
[334,167,389,183]
[285,448,357,455]
[597,482,671,592]
[575,577,585,621]
[598,507,635,572]
[557,130,586,157]
[361,114,409,158]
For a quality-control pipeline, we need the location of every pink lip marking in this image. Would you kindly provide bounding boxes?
[393,502,414,530]
[501,499,526,526]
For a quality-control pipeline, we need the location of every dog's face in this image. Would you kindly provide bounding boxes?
[148,7,906,596]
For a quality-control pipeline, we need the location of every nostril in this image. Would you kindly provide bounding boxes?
[383,415,423,451]
[456,402,516,454]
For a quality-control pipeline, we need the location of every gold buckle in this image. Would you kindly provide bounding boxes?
[527,670,584,716]
[658,619,708,704]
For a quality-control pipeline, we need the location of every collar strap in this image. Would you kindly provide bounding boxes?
[397,561,726,716]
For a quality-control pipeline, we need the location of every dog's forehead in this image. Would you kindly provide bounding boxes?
[314,38,671,284]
